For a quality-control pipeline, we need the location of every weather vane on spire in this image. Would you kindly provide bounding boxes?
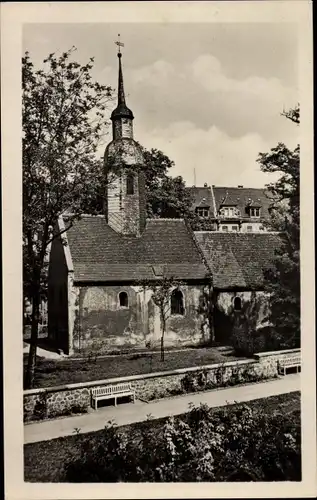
[115,33,124,56]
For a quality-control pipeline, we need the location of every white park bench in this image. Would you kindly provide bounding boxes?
[278,355,301,376]
[91,383,135,410]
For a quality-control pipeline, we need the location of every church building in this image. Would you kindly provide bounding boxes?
[48,47,281,355]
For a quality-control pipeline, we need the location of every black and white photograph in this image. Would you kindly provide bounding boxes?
[2,1,315,497]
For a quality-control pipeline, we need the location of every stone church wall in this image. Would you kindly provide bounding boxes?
[213,290,270,344]
[71,284,208,354]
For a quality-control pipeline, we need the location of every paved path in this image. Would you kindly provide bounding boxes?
[24,374,300,445]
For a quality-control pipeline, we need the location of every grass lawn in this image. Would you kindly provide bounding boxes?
[23,347,238,389]
[24,391,301,482]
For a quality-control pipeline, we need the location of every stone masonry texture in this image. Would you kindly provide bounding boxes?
[23,349,300,422]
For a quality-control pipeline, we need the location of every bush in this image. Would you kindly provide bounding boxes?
[231,322,258,356]
[32,391,48,420]
[34,400,89,421]
[63,400,301,482]
[178,364,266,397]
[232,321,292,356]
[181,370,209,393]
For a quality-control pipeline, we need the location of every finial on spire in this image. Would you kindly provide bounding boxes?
[115,33,124,58]
[111,33,134,122]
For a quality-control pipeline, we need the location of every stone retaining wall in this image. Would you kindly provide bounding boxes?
[23,348,300,422]
[253,348,301,378]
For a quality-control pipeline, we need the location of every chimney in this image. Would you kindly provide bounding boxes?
[204,183,208,187]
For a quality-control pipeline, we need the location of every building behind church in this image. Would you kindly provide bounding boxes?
[48,48,281,355]
[188,184,273,232]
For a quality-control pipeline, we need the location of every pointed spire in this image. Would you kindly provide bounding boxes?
[111,37,134,122]
[117,53,126,106]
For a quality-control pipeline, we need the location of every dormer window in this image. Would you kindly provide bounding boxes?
[247,207,261,217]
[219,206,238,218]
[196,207,210,218]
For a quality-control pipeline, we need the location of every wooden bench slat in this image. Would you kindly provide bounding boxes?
[91,384,135,409]
[278,356,301,376]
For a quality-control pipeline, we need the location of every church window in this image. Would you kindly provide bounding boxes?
[196,207,209,218]
[119,291,129,307]
[233,296,242,311]
[171,289,184,315]
[126,173,134,195]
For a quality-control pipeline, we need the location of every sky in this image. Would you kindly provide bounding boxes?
[23,22,299,188]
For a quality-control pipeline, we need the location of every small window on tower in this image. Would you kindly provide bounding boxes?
[126,173,134,195]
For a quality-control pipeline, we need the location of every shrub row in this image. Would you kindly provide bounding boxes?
[63,400,301,482]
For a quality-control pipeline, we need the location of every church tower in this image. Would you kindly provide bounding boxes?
[104,37,146,237]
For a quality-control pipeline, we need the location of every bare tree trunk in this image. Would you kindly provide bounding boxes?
[160,316,165,362]
[160,335,165,362]
[25,286,40,389]
[25,227,48,389]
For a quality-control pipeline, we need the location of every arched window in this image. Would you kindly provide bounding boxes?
[119,291,128,307]
[233,296,242,311]
[171,289,184,315]
[126,173,134,195]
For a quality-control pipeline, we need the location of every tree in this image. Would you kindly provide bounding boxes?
[80,146,194,220]
[257,104,300,348]
[140,276,183,361]
[281,103,300,124]
[141,148,194,219]
[23,47,113,387]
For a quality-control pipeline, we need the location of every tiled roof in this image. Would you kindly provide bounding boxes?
[212,186,273,219]
[187,186,213,209]
[63,216,209,282]
[194,232,281,289]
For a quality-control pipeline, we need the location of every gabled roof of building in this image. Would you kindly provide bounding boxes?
[62,216,209,282]
[194,232,281,289]
[218,192,238,207]
[212,186,273,218]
